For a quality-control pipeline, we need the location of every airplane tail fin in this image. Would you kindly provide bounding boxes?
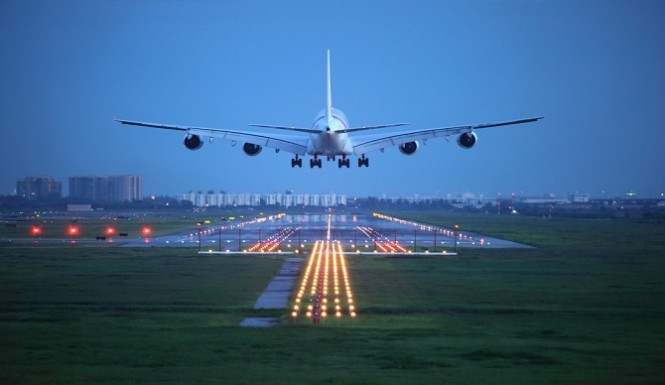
[326,49,333,122]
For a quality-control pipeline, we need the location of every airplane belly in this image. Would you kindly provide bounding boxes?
[307,133,352,156]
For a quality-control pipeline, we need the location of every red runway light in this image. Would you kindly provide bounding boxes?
[141,226,152,237]
[30,226,42,236]
[68,225,80,236]
[105,226,116,236]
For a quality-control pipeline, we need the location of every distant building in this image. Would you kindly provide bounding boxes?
[69,175,143,202]
[67,204,93,212]
[16,176,62,200]
[177,192,346,208]
[108,175,143,202]
[569,192,590,203]
[69,176,108,202]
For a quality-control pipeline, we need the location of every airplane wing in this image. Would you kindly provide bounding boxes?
[115,119,309,155]
[341,123,410,133]
[351,117,543,155]
[247,124,320,134]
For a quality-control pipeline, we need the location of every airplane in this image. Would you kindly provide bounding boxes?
[116,50,542,168]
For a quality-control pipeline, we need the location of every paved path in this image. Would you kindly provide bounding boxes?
[241,257,305,327]
[253,257,305,309]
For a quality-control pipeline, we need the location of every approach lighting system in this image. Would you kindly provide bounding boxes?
[67,225,80,236]
[141,226,153,237]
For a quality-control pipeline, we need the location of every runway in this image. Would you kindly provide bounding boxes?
[121,212,531,251]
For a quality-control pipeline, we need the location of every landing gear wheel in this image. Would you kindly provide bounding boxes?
[338,158,350,168]
[291,156,302,168]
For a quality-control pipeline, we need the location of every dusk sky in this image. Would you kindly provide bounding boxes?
[2,0,664,198]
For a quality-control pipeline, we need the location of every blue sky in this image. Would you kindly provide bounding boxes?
[2,0,664,198]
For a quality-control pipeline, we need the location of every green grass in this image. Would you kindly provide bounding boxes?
[1,213,665,384]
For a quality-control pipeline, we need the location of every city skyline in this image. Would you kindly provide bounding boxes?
[7,173,661,201]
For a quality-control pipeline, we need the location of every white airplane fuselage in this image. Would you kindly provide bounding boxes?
[307,108,353,157]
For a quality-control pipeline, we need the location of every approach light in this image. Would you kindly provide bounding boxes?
[67,225,80,236]
[141,226,153,237]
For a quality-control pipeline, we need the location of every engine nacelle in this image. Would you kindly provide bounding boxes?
[398,141,419,156]
[184,134,203,150]
[242,143,263,156]
[457,132,477,149]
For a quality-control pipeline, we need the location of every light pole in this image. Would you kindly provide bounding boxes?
[454,224,459,252]
[197,222,202,252]
[433,230,437,252]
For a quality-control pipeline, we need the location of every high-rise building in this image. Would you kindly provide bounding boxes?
[16,176,62,200]
[69,175,143,202]
[69,176,108,202]
[108,175,143,202]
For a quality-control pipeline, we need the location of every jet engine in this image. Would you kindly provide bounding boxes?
[398,141,419,155]
[242,143,263,156]
[183,134,203,150]
[457,132,477,149]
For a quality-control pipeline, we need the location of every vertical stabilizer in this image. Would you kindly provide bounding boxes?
[326,49,333,122]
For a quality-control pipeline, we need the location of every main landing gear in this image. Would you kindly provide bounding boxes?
[309,156,322,168]
[291,155,303,168]
[292,155,367,168]
[358,154,369,167]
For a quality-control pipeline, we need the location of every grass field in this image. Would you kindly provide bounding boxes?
[1,213,664,384]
